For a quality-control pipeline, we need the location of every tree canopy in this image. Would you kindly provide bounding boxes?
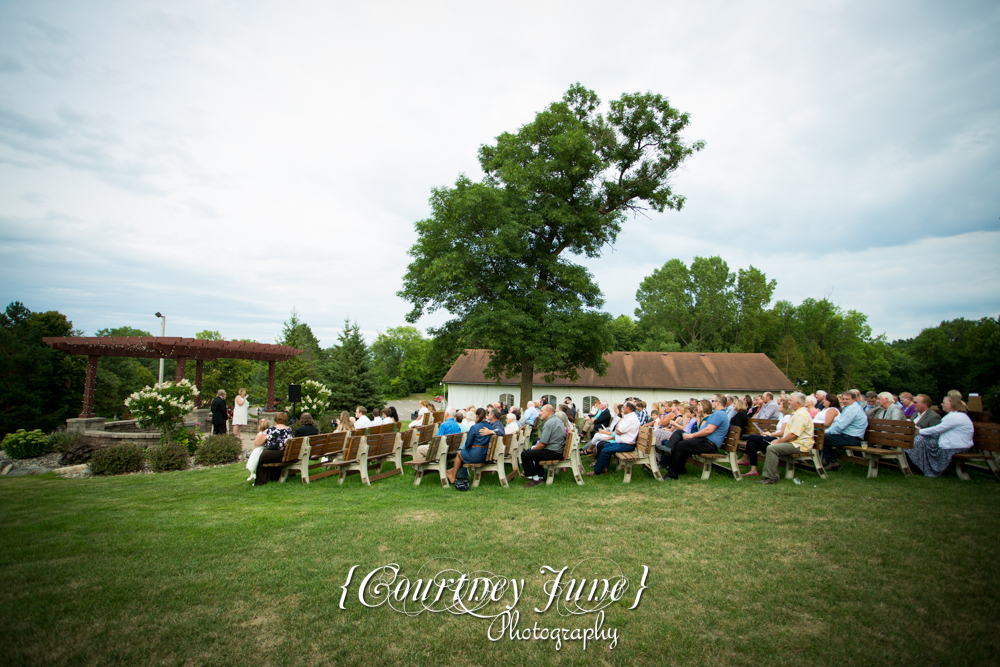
[400,83,704,407]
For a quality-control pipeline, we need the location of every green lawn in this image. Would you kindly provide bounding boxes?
[1,458,999,667]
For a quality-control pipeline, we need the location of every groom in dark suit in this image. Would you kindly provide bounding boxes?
[210,389,228,435]
[912,394,942,429]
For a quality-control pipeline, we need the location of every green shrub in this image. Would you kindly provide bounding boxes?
[89,444,144,476]
[60,440,99,466]
[174,428,202,455]
[2,429,50,459]
[48,431,85,453]
[195,435,242,466]
[148,442,190,472]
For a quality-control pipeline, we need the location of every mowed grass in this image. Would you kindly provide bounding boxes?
[1,456,999,667]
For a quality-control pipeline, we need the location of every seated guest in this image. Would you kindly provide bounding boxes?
[246,418,269,482]
[899,392,917,420]
[738,397,792,477]
[759,392,814,485]
[562,397,577,422]
[908,394,974,477]
[460,408,476,433]
[805,396,819,419]
[353,406,372,429]
[724,395,735,420]
[755,392,779,420]
[635,401,649,425]
[252,412,294,486]
[370,408,384,427]
[653,404,693,462]
[585,402,622,457]
[518,401,541,429]
[912,394,941,429]
[814,390,828,408]
[416,407,461,459]
[729,398,749,438]
[814,394,840,427]
[522,405,569,487]
[582,401,611,454]
[820,392,869,470]
[586,401,641,476]
[334,410,351,432]
[660,395,730,479]
[408,400,433,428]
[868,392,905,421]
[863,392,879,414]
[293,412,319,438]
[446,407,504,486]
[747,395,762,420]
[504,412,520,435]
[386,406,400,423]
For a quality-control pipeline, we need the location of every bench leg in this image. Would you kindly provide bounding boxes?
[498,463,509,488]
[622,462,633,484]
[896,453,913,477]
[700,459,712,480]
[813,451,828,479]
[360,463,371,487]
[988,456,1000,481]
[413,469,424,486]
[338,470,347,485]
[784,458,795,480]
[278,467,289,483]
[954,460,971,481]
[471,470,482,488]
[866,454,879,479]
[728,452,742,481]
[545,467,556,486]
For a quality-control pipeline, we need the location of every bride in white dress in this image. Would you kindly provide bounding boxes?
[232,388,250,438]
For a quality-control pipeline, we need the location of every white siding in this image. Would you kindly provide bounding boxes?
[446,383,744,410]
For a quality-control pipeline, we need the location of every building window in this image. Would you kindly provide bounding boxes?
[541,394,557,407]
[582,395,599,413]
[499,393,514,408]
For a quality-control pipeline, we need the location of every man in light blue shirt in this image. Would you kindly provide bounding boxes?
[519,401,540,428]
[821,392,868,469]
[755,393,778,420]
[436,407,462,436]
[724,395,735,420]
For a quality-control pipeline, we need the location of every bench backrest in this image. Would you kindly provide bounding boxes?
[635,425,652,455]
[749,418,778,436]
[344,435,367,461]
[721,426,741,453]
[282,436,307,462]
[444,432,465,453]
[560,430,579,459]
[520,423,532,440]
[421,411,432,425]
[432,411,445,424]
[972,422,1000,454]
[366,432,399,459]
[864,418,916,449]
[812,424,825,451]
[501,433,516,456]
[484,434,501,462]
[413,423,437,450]
[396,428,415,453]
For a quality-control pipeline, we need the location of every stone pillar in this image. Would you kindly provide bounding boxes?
[175,357,187,382]
[267,360,276,410]
[79,355,99,418]
[195,360,204,407]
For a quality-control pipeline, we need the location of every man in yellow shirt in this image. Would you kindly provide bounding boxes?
[760,392,814,485]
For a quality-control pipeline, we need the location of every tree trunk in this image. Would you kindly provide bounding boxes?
[520,358,534,409]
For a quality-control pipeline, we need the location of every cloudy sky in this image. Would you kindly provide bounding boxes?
[1,0,998,347]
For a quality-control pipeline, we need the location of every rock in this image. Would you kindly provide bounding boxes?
[0,464,11,476]
[54,464,89,476]
[6,466,50,477]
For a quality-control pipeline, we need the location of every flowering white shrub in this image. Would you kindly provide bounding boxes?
[285,379,332,419]
[124,379,200,442]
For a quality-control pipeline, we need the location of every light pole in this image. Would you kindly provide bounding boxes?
[155,312,166,383]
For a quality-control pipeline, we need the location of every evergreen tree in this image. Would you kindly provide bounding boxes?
[324,319,384,413]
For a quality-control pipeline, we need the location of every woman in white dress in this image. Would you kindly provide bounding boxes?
[246,418,268,482]
[232,388,250,438]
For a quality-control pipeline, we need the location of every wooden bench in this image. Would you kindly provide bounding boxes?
[407,423,437,459]
[302,432,350,482]
[462,434,514,488]
[322,432,404,486]
[842,418,915,478]
[740,418,779,450]
[406,432,465,486]
[538,430,585,486]
[690,426,743,480]
[260,436,310,483]
[952,421,1000,481]
[763,424,828,480]
[615,426,663,483]
[432,410,445,425]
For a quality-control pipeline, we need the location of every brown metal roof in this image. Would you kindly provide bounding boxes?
[442,349,795,392]
[42,337,303,362]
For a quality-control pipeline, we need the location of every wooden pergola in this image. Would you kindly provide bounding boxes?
[42,337,304,418]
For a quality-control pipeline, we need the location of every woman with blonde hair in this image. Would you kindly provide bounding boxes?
[245,418,269,482]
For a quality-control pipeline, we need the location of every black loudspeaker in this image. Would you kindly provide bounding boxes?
[288,384,302,403]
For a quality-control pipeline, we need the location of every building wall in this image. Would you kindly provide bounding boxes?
[446,384,756,411]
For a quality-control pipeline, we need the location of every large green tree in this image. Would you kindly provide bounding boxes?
[400,84,703,407]
[324,319,384,413]
[370,326,435,399]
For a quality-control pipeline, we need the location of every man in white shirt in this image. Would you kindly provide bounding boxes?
[353,406,372,429]
[370,408,384,427]
[586,401,640,476]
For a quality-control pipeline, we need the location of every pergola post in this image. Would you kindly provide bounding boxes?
[267,360,276,410]
[79,355,98,418]
[195,360,204,407]
[175,356,187,382]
